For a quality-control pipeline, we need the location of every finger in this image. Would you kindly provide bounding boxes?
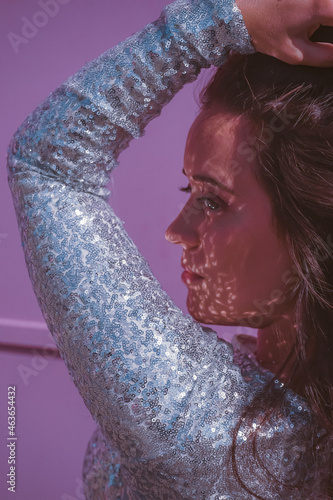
[295,39,333,66]
[269,40,305,65]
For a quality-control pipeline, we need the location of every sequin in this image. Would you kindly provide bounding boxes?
[7,0,331,498]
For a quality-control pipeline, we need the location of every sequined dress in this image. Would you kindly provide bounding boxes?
[7,0,332,498]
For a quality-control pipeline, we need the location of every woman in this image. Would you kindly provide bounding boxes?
[6,0,333,498]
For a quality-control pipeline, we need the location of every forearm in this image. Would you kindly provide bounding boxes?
[7,0,253,197]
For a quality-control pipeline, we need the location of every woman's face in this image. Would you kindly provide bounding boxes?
[165,110,294,328]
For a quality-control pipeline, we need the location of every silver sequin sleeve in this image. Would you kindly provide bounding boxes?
[6,1,331,498]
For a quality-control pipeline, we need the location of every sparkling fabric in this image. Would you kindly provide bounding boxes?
[7,0,331,498]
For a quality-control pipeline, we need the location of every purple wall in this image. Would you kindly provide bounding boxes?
[1,1,252,498]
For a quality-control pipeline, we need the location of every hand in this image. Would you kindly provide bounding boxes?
[235,0,333,66]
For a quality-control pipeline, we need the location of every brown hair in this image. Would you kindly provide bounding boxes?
[200,53,333,498]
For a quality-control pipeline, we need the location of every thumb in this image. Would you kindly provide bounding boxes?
[296,39,333,66]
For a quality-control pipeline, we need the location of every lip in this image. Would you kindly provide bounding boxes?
[181,268,204,285]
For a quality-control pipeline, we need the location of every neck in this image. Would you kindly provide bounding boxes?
[256,316,297,382]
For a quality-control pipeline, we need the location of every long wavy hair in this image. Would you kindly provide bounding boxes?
[200,53,333,498]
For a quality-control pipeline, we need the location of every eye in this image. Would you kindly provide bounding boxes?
[179,184,228,213]
[198,197,220,211]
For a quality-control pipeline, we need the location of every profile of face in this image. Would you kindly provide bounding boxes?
[165,110,294,329]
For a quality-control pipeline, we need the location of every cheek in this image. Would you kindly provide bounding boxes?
[202,217,293,304]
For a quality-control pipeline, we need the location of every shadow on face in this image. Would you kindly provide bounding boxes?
[165,110,295,329]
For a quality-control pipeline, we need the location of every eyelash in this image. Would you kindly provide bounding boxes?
[179,184,228,212]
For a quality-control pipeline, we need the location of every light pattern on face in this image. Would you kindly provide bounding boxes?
[165,111,294,328]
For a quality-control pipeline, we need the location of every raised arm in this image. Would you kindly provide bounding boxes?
[7,1,256,495]
[6,0,327,498]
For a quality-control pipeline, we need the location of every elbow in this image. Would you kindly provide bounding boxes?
[6,118,40,182]
[6,133,20,182]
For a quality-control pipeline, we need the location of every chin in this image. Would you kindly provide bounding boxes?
[187,298,269,329]
[187,301,236,326]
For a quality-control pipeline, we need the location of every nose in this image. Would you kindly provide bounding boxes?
[165,204,200,249]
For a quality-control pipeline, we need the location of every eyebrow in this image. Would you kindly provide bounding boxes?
[182,168,234,195]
